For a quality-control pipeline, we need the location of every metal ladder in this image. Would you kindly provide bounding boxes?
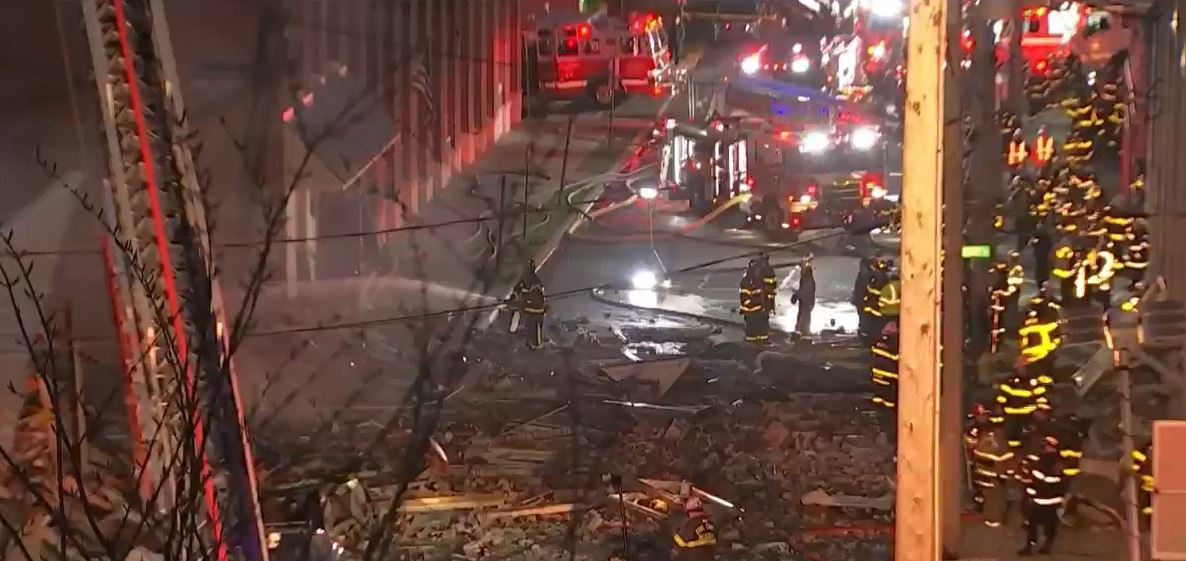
[80,1,266,559]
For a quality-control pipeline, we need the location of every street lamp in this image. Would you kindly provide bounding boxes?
[631,270,659,290]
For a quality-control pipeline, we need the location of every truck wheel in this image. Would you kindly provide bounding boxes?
[590,79,622,109]
[690,191,710,217]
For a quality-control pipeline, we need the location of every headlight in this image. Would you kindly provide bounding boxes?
[871,43,887,60]
[790,57,810,73]
[800,131,831,154]
[870,185,888,199]
[850,127,880,150]
[799,194,813,203]
[741,53,761,75]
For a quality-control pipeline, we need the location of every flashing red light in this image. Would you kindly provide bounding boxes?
[791,214,802,228]
[1035,59,1048,73]
[745,176,756,186]
[652,83,663,97]
[806,184,818,197]
[577,23,591,38]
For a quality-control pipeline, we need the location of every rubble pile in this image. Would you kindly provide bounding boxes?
[255,325,889,560]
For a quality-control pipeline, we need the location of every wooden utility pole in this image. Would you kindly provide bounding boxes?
[1006,0,1026,118]
[897,0,952,559]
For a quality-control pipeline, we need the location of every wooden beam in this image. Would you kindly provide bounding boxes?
[897,0,951,559]
[939,0,965,552]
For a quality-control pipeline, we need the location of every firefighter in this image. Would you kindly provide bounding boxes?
[860,258,891,341]
[740,260,770,343]
[1122,220,1150,288]
[1102,205,1134,248]
[1084,240,1117,309]
[1057,414,1086,480]
[1052,236,1081,305]
[510,260,547,350]
[1020,297,1061,368]
[756,253,777,313]
[989,259,1011,354]
[971,422,1014,527]
[1009,177,1037,251]
[870,319,899,409]
[1062,130,1094,164]
[1019,441,1066,555]
[1032,125,1056,173]
[879,270,901,319]
[853,257,873,334]
[1031,227,1054,288]
[1006,130,1029,173]
[791,254,816,336]
[996,363,1047,448]
[1131,441,1155,518]
[998,109,1018,145]
[672,496,717,561]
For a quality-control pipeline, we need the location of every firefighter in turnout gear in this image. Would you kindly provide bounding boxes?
[989,260,1011,353]
[1032,125,1056,173]
[1019,442,1066,555]
[757,253,777,313]
[1052,237,1083,306]
[860,259,891,340]
[998,109,1019,148]
[673,497,717,561]
[1020,291,1062,369]
[510,260,547,350]
[1007,130,1030,173]
[1083,241,1117,309]
[1062,130,1094,165]
[1122,220,1150,287]
[870,320,899,409]
[1057,414,1086,480]
[740,261,770,343]
[791,254,816,336]
[971,422,1014,526]
[996,364,1049,448]
[1131,442,1155,518]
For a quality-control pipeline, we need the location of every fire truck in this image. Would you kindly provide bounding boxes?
[659,118,755,218]
[820,0,905,103]
[658,105,891,239]
[522,10,672,113]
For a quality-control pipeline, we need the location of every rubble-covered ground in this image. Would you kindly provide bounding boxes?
[252,319,894,561]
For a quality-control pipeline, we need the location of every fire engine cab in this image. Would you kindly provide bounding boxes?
[659,117,754,217]
[522,10,672,113]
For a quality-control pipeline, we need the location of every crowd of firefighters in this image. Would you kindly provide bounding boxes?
[974,54,1154,554]
[854,52,1155,554]
[499,47,1158,559]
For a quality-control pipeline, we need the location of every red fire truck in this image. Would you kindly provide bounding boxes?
[522,10,672,113]
[1014,4,1087,75]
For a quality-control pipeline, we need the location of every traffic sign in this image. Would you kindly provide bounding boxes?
[961,244,993,259]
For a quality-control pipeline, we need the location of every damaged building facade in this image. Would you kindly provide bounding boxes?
[281,0,524,285]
